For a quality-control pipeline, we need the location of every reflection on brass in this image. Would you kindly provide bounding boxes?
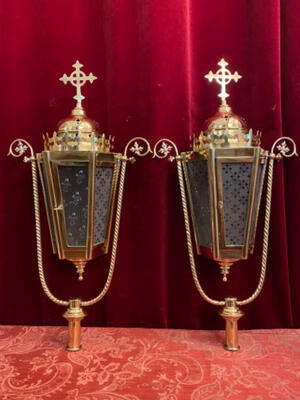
[154,58,297,351]
[72,260,86,281]
[35,61,121,279]
[205,58,241,107]
[8,61,152,352]
[63,298,86,351]
[219,297,244,351]
[218,261,233,282]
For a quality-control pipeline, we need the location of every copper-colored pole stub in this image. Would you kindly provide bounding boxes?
[219,297,244,351]
[63,298,86,351]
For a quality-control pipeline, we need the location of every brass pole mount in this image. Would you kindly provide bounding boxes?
[63,298,86,352]
[219,297,244,351]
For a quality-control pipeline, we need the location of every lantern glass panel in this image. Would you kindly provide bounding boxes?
[94,165,114,245]
[249,162,267,248]
[58,165,89,247]
[221,162,252,246]
[37,154,57,252]
[184,158,212,249]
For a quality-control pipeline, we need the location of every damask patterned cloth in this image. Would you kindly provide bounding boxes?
[0,326,299,399]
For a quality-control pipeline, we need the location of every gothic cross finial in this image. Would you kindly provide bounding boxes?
[59,60,97,109]
[205,59,241,106]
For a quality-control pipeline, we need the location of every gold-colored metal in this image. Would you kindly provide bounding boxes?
[31,62,120,278]
[60,60,97,109]
[154,57,298,351]
[205,58,241,107]
[192,132,208,158]
[219,298,244,351]
[219,262,232,282]
[153,135,297,351]
[37,150,121,278]
[8,136,152,351]
[44,61,112,153]
[63,298,86,351]
[72,260,86,281]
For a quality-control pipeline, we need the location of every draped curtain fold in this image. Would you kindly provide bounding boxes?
[0,0,299,329]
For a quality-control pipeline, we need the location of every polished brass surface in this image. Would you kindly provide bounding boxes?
[181,147,268,272]
[44,109,114,153]
[8,136,152,352]
[219,261,232,282]
[72,260,86,281]
[153,58,298,351]
[205,58,241,107]
[153,135,297,351]
[37,150,121,278]
[44,61,113,153]
[63,298,86,351]
[60,60,97,110]
[8,61,152,351]
[219,298,244,351]
[201,59,265,149]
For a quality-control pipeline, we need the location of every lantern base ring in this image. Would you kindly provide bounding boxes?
[63,298,86,352]
[219,297,244,351]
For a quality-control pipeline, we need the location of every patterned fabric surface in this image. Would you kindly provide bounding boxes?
[0,326,299,399]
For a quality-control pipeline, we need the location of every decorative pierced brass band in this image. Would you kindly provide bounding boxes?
[8,137,151,308]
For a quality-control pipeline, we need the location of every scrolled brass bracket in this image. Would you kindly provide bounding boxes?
[8,138,35,161]
[270,136,298,160]
[153,138,179,162]
[124,137,152,159]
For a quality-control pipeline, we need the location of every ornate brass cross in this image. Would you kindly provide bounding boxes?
[60,60,97,108]
[205,58,241,106]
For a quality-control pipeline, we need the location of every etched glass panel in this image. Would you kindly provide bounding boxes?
[221,162,252,246]
[37,158,57,250]
[94,166,114,244]
[58,166,89,246]
[249,163,266,246]
[186,160,212,248]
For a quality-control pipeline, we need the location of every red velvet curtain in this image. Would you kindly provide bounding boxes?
[0,0,299,329]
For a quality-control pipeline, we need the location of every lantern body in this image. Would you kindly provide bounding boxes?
[37,151,120,263]
[33,96,122,279]
[182,147,267,264]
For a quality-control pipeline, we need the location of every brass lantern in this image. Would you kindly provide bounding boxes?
[37,62,119,281]
[154,59,297,351]
[9,61,151,351]
[182,59,267,282]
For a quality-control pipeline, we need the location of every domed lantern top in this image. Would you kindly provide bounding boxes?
[44,61,112,153]
[193,59,260,151]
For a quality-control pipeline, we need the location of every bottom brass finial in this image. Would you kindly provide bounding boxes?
[219,297,244,351]
[219,261,233,282]
[73,261,86,281]
[63,298,86,351]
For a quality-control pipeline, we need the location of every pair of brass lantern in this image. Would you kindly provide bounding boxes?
[9,59,297,352]
[154,59,297,351]
[9,61,151,351]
